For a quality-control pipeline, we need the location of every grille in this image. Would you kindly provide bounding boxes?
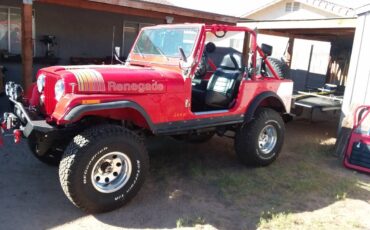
[349,142,370,169]
[44,76,57,115]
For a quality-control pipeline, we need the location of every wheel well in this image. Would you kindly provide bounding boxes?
[258,96,286,113]
[73,108,152,130]
[63,101,154,131]
[244,93,286,123]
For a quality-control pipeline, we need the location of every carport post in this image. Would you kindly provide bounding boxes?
[21,0,33,90]
[285,37,294,67]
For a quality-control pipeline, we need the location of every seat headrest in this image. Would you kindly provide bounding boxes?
[205,42,216,53]
[219,53,242,70]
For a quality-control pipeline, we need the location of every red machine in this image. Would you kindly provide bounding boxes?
[343,105,370,173]
[1,24,293,213]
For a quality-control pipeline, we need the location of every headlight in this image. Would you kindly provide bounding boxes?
[37,74,46,93]
[5,82,23,101]
[55,79,65,101]
[13,84,24,101]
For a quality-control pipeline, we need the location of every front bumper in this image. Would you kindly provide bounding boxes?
[2,82,55,139]
[2,100,55,138]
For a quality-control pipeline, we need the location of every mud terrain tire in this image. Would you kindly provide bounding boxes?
[59,125,149,213]
[235,108,285,166]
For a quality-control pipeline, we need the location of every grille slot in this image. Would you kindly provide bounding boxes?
[44,76,57,115]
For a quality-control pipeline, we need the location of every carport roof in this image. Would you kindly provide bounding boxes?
[238,18,356,41]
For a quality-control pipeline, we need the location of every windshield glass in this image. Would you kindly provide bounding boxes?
[133,27,199,58]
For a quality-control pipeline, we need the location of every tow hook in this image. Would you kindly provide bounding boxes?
[0,130,3,147]
[13,129,22,144]
[0,128,23,145]
[0,118,23,145]
[0,120,5,146]
[1,120,7,131]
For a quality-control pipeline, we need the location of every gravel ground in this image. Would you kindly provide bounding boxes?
[0,96,369,230]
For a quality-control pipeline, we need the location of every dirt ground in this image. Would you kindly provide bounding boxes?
[0,104,369,229]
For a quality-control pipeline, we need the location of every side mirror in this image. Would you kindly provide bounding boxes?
[178,47,194,77]
[114,46,121,60]
[114,46,124,64]
[261,43,273,57]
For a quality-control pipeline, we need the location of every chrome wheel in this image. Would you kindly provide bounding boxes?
[258,125,277,155]
[91,152,132,193]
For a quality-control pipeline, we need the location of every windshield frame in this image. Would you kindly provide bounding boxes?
[127,24,203,64]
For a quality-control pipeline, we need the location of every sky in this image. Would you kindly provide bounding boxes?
[167,0,370,16]
[167,0,273,17]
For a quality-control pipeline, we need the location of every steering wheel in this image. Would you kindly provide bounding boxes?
[194,42,216,78]
[194,54,207,78]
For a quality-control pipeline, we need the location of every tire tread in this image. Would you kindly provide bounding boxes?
[235,108,285,166]
[59,124,148,213]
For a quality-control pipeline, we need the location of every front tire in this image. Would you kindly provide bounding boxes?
[235,108,285,166]
[59,125,149,213]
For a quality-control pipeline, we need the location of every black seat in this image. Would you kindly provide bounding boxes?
[205,53,242,109]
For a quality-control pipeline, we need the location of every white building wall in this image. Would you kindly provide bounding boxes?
[336,7,370,156]
[241,0,338,90]
[342,9,370,119]
[248,0,338,20]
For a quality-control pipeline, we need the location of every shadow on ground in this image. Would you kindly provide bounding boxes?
[0,98,369,229]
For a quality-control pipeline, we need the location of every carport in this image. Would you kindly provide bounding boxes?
[239,7,370,156]
[239,18,356,121]
[238,17,356,85]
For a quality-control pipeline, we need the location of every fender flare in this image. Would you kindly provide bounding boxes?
[244,91,286,123]
[63,101,155,130]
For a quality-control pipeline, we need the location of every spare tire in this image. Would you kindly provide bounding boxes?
[265,57,290,79]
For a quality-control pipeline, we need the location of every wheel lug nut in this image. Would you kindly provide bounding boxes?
[113,172,118,177]
[105,177,109,183]
[116,162,121,167]
[96,176,100,181]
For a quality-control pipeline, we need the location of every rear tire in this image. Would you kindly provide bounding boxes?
[235,108,285,166]
[59,125,149,213]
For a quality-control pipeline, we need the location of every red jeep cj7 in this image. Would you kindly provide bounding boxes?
[1,24,293,213]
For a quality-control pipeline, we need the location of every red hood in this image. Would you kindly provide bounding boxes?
[40,65,185,95]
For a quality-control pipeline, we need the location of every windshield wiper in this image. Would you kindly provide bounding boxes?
[135,46,145,58]
[154,46,169,61]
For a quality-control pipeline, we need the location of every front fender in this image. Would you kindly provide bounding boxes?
[57,100,155,130]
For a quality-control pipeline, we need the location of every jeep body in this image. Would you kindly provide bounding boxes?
[1,24,293,213]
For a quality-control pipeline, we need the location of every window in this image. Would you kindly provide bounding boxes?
[293,2,300,11]
[0,6,35,55]
[285,2,292,12]
[285,2,300,12]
